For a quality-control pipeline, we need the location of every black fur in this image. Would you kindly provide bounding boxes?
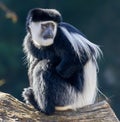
[26,8,62,30]
[22,8,98,115]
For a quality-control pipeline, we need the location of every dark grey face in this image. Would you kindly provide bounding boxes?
[41,22,55,40]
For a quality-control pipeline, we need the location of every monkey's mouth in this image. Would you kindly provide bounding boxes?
[43,30,54,40]
[43,34,54,40]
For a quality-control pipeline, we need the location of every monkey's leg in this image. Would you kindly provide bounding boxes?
[32,64,55,115]
[22,87,40,111]
[32,82,55,115]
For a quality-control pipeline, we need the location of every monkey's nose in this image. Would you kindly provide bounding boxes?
[43,30,54,39]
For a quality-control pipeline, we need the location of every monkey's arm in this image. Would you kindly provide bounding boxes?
[56,53,88,78]
[56,55,78,78]
[32,62,55,115]
[55,24,89,79]
[55,31,88,78]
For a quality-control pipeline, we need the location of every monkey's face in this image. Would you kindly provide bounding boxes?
[29,21,57,47]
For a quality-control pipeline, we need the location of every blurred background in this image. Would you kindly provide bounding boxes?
[0,0,120,119]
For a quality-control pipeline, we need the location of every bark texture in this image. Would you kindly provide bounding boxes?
[0,92,119,122]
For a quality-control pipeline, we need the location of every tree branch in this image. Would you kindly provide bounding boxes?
[0,92,119,122]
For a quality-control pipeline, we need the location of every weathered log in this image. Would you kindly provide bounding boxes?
[0,92,119,122]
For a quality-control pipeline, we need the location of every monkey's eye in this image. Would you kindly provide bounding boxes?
[51,23,55,30]
[41,24,47,30]
[42,24,48,30]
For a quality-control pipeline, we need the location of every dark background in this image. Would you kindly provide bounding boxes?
[0,0,120,119]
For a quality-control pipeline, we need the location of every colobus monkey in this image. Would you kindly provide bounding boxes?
[22,8,102,115]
